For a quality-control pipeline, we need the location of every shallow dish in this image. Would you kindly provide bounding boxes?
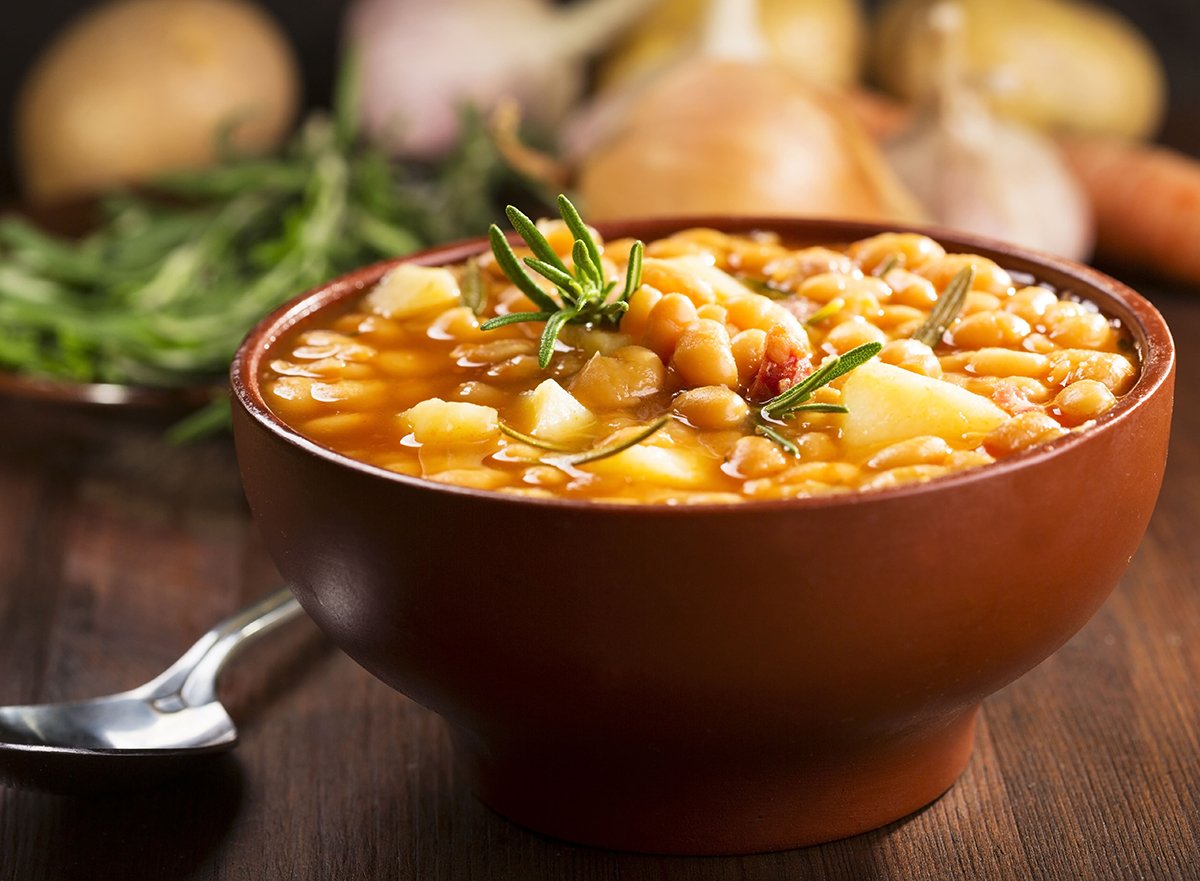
[230,217,1174,854]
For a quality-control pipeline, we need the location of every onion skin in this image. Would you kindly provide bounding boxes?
[598,0,865,92]
[577,60,926,223]
[872,0,1166,140]
[17,0,299,204]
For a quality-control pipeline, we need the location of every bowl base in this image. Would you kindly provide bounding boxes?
[459,707,979,855]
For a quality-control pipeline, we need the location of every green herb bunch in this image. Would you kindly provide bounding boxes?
[0,59,545,437]
[481,195,644,368]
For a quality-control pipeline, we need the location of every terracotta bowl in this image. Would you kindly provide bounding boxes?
[230,218,1175,855]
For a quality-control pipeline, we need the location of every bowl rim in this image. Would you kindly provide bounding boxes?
[230,216,1176,515]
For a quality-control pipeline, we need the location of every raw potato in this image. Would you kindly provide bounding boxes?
[17,0,300,203]
[840,360,1008,454]
[598,0,864,90]
[871,0,1166,139]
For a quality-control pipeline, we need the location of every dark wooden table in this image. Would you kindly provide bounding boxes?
[1,279,1197,881]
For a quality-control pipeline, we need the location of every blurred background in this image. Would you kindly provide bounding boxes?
[0,0,1195,201]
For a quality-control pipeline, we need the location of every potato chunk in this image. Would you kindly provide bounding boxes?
[525,379,595,443]
[584,444,719,489]
[840,361,1008,454]
[366,264,461,319]
[402,399,499,444]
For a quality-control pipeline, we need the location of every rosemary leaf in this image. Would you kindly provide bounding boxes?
[557,194,603,283]
[499,421,574,452]
[552,416,670,466]
[488,225,560,313]
[525,257,582,301]
[875,254,901,277]
[461,259,486,316]
[762,341,882,420]
[806,297,845,326]
[787,402,849,414]
[622,240,644,301]
[537,308,578,368]
[505,205,569,274]
[481,195,645,372]
[753,420,799,457]
[480,310,555,330]
[911,266,974,348]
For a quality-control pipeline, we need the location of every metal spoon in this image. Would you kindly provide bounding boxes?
[0,587,304,793]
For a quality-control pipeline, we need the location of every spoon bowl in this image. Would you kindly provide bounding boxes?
[0,587,303,793]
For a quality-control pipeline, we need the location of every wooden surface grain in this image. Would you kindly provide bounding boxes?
[1,283,1198,881]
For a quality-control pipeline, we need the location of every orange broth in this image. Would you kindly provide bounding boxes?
[261,226,1136,504]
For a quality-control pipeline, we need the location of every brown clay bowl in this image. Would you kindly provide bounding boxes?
[230,217,1175,855]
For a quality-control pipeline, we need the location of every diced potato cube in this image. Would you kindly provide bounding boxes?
[840,361,1008,454]
[526,379,595,443]
[402,398,499,445]
[365,264,461,319]
[583,445,719,489]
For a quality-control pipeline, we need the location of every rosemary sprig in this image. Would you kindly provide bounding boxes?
[806,297,845,326]
[910,266,974,348]
[461,259,486,316]
[753,341,882,456]
[551,417,669,467]
[498,421,574,452]
[874,254,902,277]
[500,416,669,466]
[481,195,645,368]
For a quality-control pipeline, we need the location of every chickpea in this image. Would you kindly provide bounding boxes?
[860,464,950,491]
[947,310,1032,349]
[1005,286,1058,324]
[822,318,888,354]
[962,292,1003,316]
[880,339,942,378]
[1046,307,1113,349]
[724,435,790,479]
[966,348,1049,379]
[620,284,664,341]
[673,385,751,430]
[696,303,729,325]
[766,247,856,285]
[640,258,718,306]
[1046,349,1136,394]
[847,232,946,273]
[984,411,1068,457]
[1052,380,1117,425]
[866,436,952,470]
[643,293,700,362]
[793,431,840,462]
[886,270,939,309]
[731,328,767,386]
[919,254,1014,295]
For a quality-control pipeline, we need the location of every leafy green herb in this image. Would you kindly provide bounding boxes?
[0,59,546,437]
[461,259,486,316]
[549,417,669,467]
[481,195,645,368]
[500,415,670,466]
[910,266,974,348]
[753,342,883,456]
[498,421,574,452]
[874,254,901,277]
[806,297,846,326]
[734,274,788,300]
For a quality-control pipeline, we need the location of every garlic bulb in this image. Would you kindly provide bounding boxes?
[882,3,1093,259]
[345,0,652,157]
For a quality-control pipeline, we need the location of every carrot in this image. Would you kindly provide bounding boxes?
[1058,137,1200,286]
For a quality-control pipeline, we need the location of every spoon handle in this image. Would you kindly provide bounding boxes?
[140,588,305,709]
